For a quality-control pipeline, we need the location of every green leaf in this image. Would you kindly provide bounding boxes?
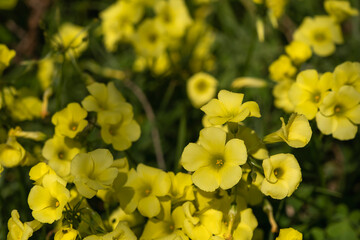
[326,220,358,240]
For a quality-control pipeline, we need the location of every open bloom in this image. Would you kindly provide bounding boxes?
[261,154,302,199]
[264,113,312,148]
[201,90,260,125]
[28,174,70,223]
[232,208,258,240]
[332,61,360,92]
[276,228,303,240]
[285,41,312,65]
[7,210,42,240]
[269,55,297,82]
[181,127,247,192]
[293,16,343,57]
[71,149,118,198]
[316,85,360,140]
[187,72,218,108]
[289,70,333,120]
[0,136,26,168]
[52,103,88,138]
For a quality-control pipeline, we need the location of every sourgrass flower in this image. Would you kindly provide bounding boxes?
[285,41,312,65]
[7,210,42,240]
[276,228,303,240]
[187,72,218,108]
[269,55,297,82]
[332,61,360,92]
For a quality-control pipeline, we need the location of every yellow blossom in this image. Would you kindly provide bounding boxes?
[28,174,70,223]
[7,210,42,240]
[293,16,343,57]
[332,61,360,92]
[168,172,195,203]
[108,207,144,231]
[265,0,288,19]
[0,136,26,168]
[52,102,88,138]
[232,208,258,240]
[42,135,81,178]
[276,228,303,240]
[29,162,66,186]
[83,222,137,240]
[285,41,312,65]
[289,70,333,120]
[269,55,297,82]
[71,149,118,198]
[201,90,261,126]
[316,85,360,140]
[187,72,218,108]
[52,23,88,59]
[273,80,295,113]
[264,113,312,148]
[261,153,302,199]
[54,227,78,240]
[235,125,269,160]
[324,0,359,23]
[181,127,247,192]
[37,58,54,90]
[231,77,267,89]
[122,164,171,218]
[0,44,16,73]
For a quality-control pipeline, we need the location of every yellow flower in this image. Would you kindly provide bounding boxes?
[269,55,297,82]
[273,80,295,113]
[42,135,81,178]
[29,162,66,186]
[201,90,261,126]
[168,172,195,203]
[100,1,144,51]
[83,222,136,240]
[265,0,288,19]
[71,149,118,198]
[7,210,42,240]
[182,201,223,240]
[52,23,88,59]
[324,0,359,23]
[316,85,360,140]
[264,113,312,148]
[37,58,54,90]
[123,164,171,218]
[0,136,26,168]
[0,0,18,9]
[232,208,258,240]
[187,72,218,108]
[52,103,88,138]
[276,228,303,240]
[332,61,360,92]
[293,16,343,57]
[0,44,16,73]
[154,0,192,38]
[285,41,312,65]
[81,82,132,124]
[260,153,302,199]
[181,127,247,192]
[235,125,269,160]
[28,174,70,223]
[99,111,141,151]
[133,19,166,57]
[54,227,78,240]
[231,77,267,89]
[289,70,333,120]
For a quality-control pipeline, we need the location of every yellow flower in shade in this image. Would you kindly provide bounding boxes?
[0,44,16,72]
[324,0,359,23]
[0,136,26,168]
[235,125,269,160]
[260,153,302,199]
[7,210,42,240]
[269,55,297,82]
[54,227,78,240]
[140,200,188,240]
[29,162,66,186]
[232,208,258,240]
[154,0,192,38]
[265,0,288,19]
[316,86,360,140]
[52,23,88,59]
[332,61,360,92]
[133,19,166,57]
[28,174,70,223]
[108,207,144,231]
[201,90,261,126]
[293,16,343,57]
[100,0,144,51]
[81,82,133,124]
[122,164,171,218]
[187,72,218,108]
[42,135,82,178]
[181,127,247,192]
[276,228,302,240]
[289,70,333,120]
[83,222,136,240]
[285,41,312,65]
[182,201,223,240]
[264,113,312,148]
[52,103,88,138]
[99,112,141,151]
[273,80,295,113]
[70,149,118,198]
[168,172,195,203]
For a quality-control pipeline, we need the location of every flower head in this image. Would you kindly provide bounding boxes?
[0,136,26,168]
[276,228,303,240]
[7,210,42,240]
[261,153,302,199]
[0,44,16,72]
[332,61,360,92]
[201,90,260,125]
[187,72,218,108]
[181,127,247,192]
[324,0,359,23]
[285,41,312,65]
[54,227,78,240]
[269,55,297,82]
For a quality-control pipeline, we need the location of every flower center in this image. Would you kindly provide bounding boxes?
[148,33,158,43]
[145,188,151,196]
[216,159,224,167]
[313,93,321,103]
[313,31,327,42]
[195,79,208,93]
[274,168,283,178]
[58,151,65,160]
[69,122,78,131]
[55,201,60,208]
[334,105,342,113]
